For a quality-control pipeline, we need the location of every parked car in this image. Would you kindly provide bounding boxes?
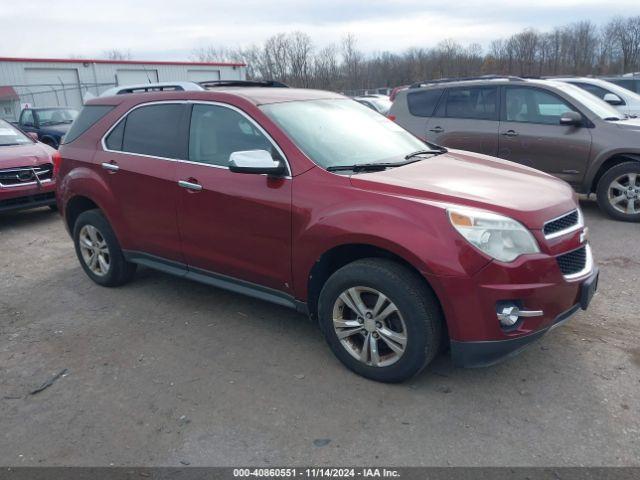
[57,87,598,382]
[0,119,58,214]
[554,77,640,117]
[353,95,392,114]
[389,77,640,221]
[602,74,640,94]
[13,107,79,149]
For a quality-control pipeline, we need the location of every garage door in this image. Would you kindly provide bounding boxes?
[24,68,83,108]
[116,69,159,86]
[187,69,221,82]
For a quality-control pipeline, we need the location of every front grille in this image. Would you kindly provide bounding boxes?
[544,210,579,237]
[0,164,53,187]
[557,246,587,276]
[0,191,55,209]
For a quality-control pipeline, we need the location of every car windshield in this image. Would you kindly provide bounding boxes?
[0,119,32,146]
[37,108,79,126]
[261,99,428,169]
[553,82,625,120]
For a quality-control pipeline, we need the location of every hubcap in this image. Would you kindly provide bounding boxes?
[332,287,407,368]
[78,225,110,276]
[608,173,639,215]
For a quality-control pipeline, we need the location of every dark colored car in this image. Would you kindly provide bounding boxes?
[14,107,78,149]
[0,119,58,213]
[57,87,598,382]
[389,77,640,221]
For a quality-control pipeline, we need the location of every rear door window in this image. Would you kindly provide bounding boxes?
[444,87,498,120]
[407,89,444,117]
[120,103,187,159]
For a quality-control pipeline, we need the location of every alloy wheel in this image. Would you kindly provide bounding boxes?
[608,172,639,215]
[78,224,111,277]
[332,286,407,367]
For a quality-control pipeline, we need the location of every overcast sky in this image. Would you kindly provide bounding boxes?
[2,0,640,60]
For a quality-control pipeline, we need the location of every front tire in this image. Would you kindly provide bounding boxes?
[596,162,640,222]
[318,258,442,383]
[73,209,136,287]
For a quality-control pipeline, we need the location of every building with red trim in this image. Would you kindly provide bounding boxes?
[0,56,247,120]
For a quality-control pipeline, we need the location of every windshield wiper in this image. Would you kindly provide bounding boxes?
[404,147,447,160]
[327,158,424,172]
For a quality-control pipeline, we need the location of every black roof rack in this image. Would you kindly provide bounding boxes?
[199,80,289,89]
[409,75,524,88]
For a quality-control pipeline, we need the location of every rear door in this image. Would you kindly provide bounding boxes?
[96,102,187,261]
[424,86,500,156]
[396,88,444,139]
[176,102,292,293]
[498,86,592,185]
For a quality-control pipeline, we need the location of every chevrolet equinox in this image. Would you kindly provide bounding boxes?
[57,87,599,382]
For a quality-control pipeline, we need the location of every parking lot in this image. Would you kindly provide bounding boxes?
[0,198,638,466]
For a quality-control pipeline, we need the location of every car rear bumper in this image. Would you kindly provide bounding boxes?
[447,266,598,367]
[0,182,56,213]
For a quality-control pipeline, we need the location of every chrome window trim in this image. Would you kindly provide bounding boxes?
[562,244,594,281]
[544,208,584,240]
[100,99,292,178]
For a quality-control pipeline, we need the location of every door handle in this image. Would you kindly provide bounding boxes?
[501,130,519,137]
[101,162,119,172]
[178,180,202,191]
[429,126,444,133]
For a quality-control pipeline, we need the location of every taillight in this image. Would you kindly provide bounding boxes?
[387,114,396,122]
[51,151,61,179]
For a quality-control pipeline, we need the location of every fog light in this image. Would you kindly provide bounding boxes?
[497,304,544,327]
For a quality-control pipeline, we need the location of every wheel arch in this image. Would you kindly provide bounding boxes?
[590,153,640,193]
[306,243,443,320]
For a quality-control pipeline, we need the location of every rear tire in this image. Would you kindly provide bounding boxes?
[73,209,136,287]
[596,162,640,222]
[318,258,442,383]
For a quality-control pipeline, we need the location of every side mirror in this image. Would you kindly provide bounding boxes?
[603,93,623,106]
[228,150,285,176]
[559,111,582,126]
[26,132,39,141]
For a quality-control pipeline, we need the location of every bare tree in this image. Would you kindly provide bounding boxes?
[104,49,132,61]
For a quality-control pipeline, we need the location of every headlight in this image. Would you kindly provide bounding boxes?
[447,207,540,262]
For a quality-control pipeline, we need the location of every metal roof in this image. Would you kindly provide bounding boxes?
[0,56,245,67]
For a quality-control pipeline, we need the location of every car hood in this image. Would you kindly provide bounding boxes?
[611,117,640,130]
[0,142,54,169]
[349,149,577,230]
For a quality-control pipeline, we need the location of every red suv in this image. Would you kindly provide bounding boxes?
[0,119,58,214]
[57,87,598,382]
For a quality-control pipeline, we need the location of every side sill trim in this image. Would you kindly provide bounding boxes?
[122,250,307,313]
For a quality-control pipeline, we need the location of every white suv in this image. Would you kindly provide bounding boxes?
[556,77,640,118]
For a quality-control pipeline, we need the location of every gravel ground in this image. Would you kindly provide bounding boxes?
[0,198,638,467]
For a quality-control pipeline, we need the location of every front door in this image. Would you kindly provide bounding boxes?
[176,102,292,293]
[96,102,188,261]
[498,86,592,185]
[424,85,500,156]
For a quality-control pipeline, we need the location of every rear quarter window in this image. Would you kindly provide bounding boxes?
[62,105,114,144]
[407,89,443,117]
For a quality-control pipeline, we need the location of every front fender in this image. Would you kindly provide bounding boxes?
[291,194,490,299]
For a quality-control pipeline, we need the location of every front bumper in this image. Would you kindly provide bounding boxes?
[0,182,56,213]
[448,266,598,367]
